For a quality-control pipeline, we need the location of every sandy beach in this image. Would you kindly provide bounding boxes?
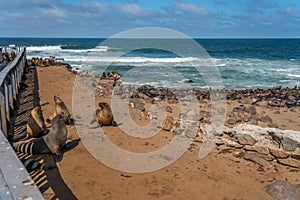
[10,62,298,200]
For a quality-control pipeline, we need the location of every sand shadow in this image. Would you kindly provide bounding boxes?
[11,63,78,199]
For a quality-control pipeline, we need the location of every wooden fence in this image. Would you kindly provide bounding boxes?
[0,47,43,199]
[0,46,26,140]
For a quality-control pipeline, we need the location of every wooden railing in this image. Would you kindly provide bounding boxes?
[0,46,26,140]
[0,47,44,199]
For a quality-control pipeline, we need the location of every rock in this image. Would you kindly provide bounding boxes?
[162,116,175,131]
[256,100,269,107]
[165,106,172,113]
[130,98,145,111]
[167,97,177,104]
[282,136,299,152]
[277,158,300,168]
[243,151,272,168]
[269,148,290,159]
[232,105,244,112]
[291,148,300,161]
[259,115,273,123]
[245,105,257,116]
[273,110,280,114]
[266,181,300,200]
[235,115,243,123]
[226,118,236,125]
[232,149,244,158]
[221,137,244,149]
[185,109,202,121]
[243,145,269,155]
[238,97,252,104]
[184,128,198,138]
[286,101,296,108]
[236,133,257,146]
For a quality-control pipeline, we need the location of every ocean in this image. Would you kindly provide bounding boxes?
[1,38,299,89]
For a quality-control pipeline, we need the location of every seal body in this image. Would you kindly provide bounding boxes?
[14,114,67,162]
[93,102,116,126]
[27,106,47,137]
[54,96,71,124]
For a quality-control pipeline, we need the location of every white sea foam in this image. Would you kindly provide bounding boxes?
[27,45,61,51]
[65,56,202,63]
[26,45,109,53]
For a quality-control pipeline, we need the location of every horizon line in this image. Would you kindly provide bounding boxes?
[0,36,300,40]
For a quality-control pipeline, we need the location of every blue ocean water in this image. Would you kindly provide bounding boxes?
[1,38,299,89]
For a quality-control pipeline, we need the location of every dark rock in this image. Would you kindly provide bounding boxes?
[266,181,300,200]
[282,136,299,152]
[245,105,257,116]
[259,115,273,123]
[235,115,243,123]
[233,105,244,112]
[226,118,236,125]
[291,148,300,161]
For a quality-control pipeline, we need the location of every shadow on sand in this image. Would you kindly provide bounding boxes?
[11,64,77,199]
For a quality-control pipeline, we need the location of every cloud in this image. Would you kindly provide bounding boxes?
[282,7,300,17]
[118,3,150,17]
[0,0,299,37]
[174,2,209,16]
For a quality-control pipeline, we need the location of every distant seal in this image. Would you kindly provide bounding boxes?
[14,113,67,162]
[27,106,47,137]
[54,96,72,124]
[91,102,117,127]
[107,71,121,81]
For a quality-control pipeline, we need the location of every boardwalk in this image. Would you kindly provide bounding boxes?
[0,47,43,200]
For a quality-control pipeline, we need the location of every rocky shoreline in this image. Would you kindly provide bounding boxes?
[88,71,300,171]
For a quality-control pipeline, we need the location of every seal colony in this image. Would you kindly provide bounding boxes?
[10,58,300,199]
[14,94,78,162]
[14,113,67,162]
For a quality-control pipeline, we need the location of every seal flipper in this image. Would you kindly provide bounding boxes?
[54,154,63,162]
[63,139,81,151]
[112,120,117,127]
[53,148,63,162]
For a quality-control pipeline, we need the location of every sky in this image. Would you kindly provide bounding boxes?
[0,0,299,38]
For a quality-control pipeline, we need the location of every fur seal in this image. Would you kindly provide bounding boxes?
[54,96,72,124]
[27,106,47,137]
[91,102,117,127]
[107,71,121,81]
[14,113,67,162]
